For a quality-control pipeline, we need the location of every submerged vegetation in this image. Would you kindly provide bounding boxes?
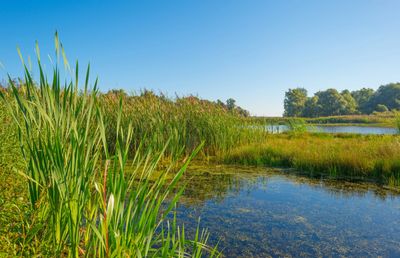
[222,133,400,186]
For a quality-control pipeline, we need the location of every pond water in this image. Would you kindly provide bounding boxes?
[266,124,398,135]
[175,165,400,257]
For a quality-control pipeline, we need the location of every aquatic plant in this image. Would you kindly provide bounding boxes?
[0,34,220,257]
[222,133,400,186]
[395,112,400,134]
[100,90,266,159]
[286,118,308,134]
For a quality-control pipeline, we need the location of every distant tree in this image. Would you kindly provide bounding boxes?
[351,88,374,114]
[302,96,320,117]
[314,89,349,116]
[368,83,400,112]
[216,99,226,108]
[340,90,358,115]
[283,88,308,117]
[236,106,250,117]
[226,98,236,111]
[374,104,389,112]
[284,83,400,117]
[107,89,127,97]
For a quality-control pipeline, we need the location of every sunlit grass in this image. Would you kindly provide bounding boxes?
[100,90,266,159]
[222,133,400,186]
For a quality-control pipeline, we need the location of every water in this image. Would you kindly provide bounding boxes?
[266,124,398,135]
[175,165,400,257]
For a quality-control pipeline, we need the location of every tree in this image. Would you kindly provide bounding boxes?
[340,90,358,115]
[236,106,250,117]
[351,88,374,114]
[283,83,400,117]
[374,104,389,112]
[368,83,400,112]
[313,89,348,116]
[216,99,226,108]
[302,96,320,117]
[226,98,236,111]
[283,88,308,117]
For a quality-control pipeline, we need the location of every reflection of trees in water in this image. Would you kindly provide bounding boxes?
[177,165,399,207]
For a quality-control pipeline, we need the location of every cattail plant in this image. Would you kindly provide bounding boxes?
[0,33,220,257]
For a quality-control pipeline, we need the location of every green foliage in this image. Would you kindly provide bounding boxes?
[314,89,355,116]
[368,83,400,113]
[283,88,308,117]
[0,35,220,257]
[221,98,250,117]
[226,98,236,111]
[375,104,389,113]
[286,118,307,134]
[351,88,374,114]
[305,113,396,127]
[340,90,358,115]
[285,83,400,117]
[0,100,27,255]
[302,95,320,117]
[396,113,400,134]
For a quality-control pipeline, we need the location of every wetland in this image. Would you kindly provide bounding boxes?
[176,165,400,257]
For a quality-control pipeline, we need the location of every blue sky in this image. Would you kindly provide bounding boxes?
[1,0,400,116]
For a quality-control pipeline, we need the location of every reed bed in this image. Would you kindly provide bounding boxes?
[100,90,265,159]
[0,36,222,257]
[222,133,400,186]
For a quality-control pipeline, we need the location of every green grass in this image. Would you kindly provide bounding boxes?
[254,113,398,128]
[221,133,400,187]
[306,113,397,127]
[0,35,221,257]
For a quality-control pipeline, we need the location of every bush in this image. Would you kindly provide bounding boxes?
[375,104,389,113]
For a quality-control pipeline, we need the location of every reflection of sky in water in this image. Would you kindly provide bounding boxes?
[174,166,400,257]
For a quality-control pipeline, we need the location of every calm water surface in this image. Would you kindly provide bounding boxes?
[175,165,400,257]
[266,125,398,135]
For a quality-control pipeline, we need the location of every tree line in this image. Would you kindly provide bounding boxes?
[283,83,400,117]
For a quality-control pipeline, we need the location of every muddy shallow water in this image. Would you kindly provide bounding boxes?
[174,165,400,257]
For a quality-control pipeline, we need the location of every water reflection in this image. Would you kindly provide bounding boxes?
[174,164,400,257]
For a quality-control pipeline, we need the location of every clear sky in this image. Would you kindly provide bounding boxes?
[1,0,400,116]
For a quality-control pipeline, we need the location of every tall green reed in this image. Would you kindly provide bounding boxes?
[101,91,266,159]
[0,34,219,257]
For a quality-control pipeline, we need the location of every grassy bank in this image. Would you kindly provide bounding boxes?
[306,113,398,127]
[254,113,398,128]
[222,133,400,186]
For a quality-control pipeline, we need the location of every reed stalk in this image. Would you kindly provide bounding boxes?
[0,34,220,257]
